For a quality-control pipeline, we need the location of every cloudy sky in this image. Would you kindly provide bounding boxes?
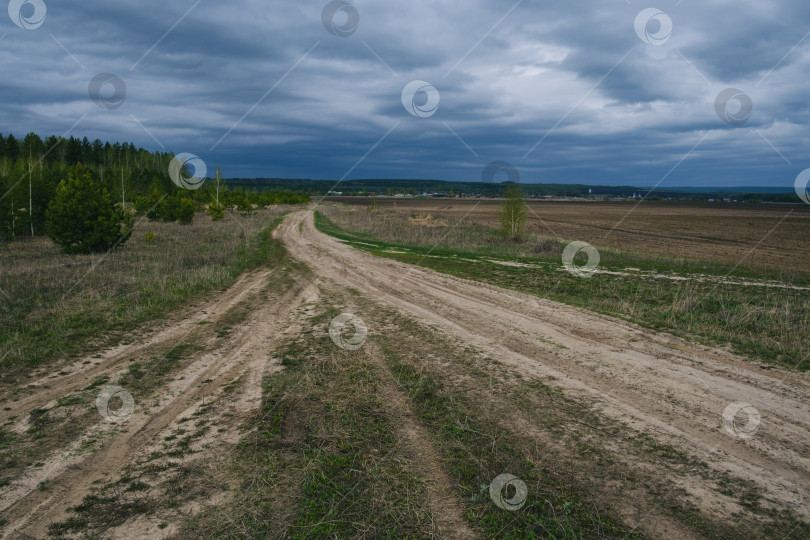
[2,0,809,187]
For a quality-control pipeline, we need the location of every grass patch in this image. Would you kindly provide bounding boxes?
[0,208,295,383]
[386,352,632,538]
[182,303,438,538]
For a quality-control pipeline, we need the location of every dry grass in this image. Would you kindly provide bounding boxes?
[0,208,290,383]
[328,197,810,277]
[323,205,516,255]
[316,204,810,369]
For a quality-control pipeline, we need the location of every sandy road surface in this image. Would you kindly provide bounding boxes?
[0,267,315,538]
[278,210,810,529]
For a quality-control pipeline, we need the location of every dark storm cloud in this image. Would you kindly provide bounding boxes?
[1,0,809,186]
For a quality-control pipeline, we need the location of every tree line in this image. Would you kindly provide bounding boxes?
[0,132,309,244]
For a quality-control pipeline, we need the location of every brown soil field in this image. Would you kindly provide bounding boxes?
[327,197,810,274]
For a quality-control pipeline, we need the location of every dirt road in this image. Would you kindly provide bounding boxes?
[277,209,810,532]
[0,264,316,538]
[1,209,807,538]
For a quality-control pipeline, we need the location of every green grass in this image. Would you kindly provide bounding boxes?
[117,343,202,395]
[383,349,633,539]
[315,210,810,371]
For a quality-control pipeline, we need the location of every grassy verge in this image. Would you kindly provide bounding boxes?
[380,348,633,538]
[0,208,292,383]
[180,304,438,538]
[315,208,810,370]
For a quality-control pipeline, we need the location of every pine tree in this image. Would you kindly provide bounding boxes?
[46,165,133,254]
[176,197,196,224]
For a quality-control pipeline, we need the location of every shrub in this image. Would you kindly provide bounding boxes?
[46,165,133,254]
[176,197,195,224]
[236,197,253,214]
[207,203,225,221]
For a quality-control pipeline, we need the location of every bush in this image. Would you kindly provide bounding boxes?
[135,194,160,220]
[176,198,195,224]
[136,192,195,224]
[236,197,253,214]
[207,203,225,221]
[46,165,133,254]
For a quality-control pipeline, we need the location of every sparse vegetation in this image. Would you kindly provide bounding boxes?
[315,206,810,370]
[0,208,290,383]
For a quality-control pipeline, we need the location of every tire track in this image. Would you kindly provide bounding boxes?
[1,270,313,538]
[0,268,276,425]
[277,209,810,531]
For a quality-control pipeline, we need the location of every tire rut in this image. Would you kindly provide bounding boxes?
[0,268,277,425]
[1,271,312,539]
[277,209,810,532]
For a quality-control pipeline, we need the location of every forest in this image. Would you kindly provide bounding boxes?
[0,132,309,241]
